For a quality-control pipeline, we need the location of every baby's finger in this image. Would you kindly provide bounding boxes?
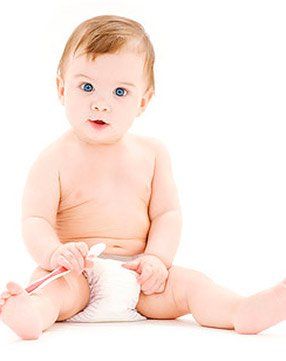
[156,282,166,294]
[121,260,141,271]
[137,265,153,284]
[63,248,83,272]
[76,242,89,258]
[143,278,164,295]
[141,275,158,293]
[57,255,73,270]
[61,249,78,268]
[149,279,165,295]
[67,246,84,269]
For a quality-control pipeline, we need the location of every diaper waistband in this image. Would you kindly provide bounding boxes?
[98,253,143,262]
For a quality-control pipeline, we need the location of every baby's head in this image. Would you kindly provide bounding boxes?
[56,15,155,145]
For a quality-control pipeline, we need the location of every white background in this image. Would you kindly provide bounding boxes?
[0,0,286,352]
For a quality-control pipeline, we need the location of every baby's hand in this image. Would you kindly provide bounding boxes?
[49,242,94,274]
[122,255,169,295]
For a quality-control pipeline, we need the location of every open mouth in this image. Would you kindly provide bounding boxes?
[91,120,106,124]
[88,119,109,130]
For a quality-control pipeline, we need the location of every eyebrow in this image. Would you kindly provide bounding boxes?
[74,73,137,87]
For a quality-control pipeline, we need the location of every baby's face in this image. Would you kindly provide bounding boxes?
[57,48,152,145]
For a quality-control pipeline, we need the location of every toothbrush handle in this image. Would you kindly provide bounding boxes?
[25,243,106,294]
[25,266,69,294]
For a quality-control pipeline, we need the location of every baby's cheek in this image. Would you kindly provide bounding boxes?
[65,101,84,125]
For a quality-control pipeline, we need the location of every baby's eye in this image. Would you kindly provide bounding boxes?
[114,87,127,97]
[80,82,94,92]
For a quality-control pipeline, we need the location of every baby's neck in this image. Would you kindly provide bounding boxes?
[70,129,129,151]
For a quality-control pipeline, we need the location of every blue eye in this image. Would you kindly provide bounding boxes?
[81,83,94,92]
[114,87,127,97]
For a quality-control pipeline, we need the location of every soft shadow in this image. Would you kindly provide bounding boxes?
[53,317,197,330]
[7,318,286,343]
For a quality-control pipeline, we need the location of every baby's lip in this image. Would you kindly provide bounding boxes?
[88,118,109,124]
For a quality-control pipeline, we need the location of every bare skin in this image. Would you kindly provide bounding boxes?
[0,283,43,340]
[0,129,167,338]
[55,131,153,255]
[1,47,286,340]
[2,128,286,340]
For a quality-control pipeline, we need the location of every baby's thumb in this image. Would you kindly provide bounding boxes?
[121,259,141,271]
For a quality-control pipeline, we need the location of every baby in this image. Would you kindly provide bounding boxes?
[1,15,286,340]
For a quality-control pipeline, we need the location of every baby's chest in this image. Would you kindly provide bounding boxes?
[59,155,154,209]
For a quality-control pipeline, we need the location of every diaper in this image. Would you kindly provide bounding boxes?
[66,254,146,323]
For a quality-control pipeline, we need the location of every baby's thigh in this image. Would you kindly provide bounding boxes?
[28,266,90,321]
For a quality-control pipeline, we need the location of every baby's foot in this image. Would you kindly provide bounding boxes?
[0,281,42,340]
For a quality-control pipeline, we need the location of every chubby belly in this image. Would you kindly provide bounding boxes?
[55,198,150,256]
[64,237,146,256]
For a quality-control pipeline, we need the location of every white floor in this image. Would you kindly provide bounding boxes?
[1,315,286,360]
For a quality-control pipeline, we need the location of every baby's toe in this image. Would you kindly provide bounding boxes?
[0,291,11,300]
[0,292,10,311]
[6,281,23,295]
[0,298,5,306]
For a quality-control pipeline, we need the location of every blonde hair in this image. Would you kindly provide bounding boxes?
[57,15,155,92]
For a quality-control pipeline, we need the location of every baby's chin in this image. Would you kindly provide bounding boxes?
[71,127,125,147]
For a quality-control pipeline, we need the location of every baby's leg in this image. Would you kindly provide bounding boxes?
[0,266,90,340]
[137,266,286,334]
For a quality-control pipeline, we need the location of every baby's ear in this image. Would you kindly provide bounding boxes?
[56,75,65,105]
[137,88,154,116]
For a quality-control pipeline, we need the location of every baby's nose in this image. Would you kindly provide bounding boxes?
[91,100,111,112]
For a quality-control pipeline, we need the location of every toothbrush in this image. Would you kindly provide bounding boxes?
[25,243,106,294]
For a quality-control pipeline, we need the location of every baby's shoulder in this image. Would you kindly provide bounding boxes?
[31,131,71,170]
[129,133,167,155]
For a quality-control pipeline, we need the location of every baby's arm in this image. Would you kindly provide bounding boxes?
[122,139,182,295]
[144,139,182,269]
[21,148,62,271]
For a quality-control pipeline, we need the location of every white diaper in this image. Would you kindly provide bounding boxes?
[66,254,146,323]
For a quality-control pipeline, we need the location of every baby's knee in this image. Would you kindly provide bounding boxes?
[169,267,211,290]
[56,272,90,321]
[168,267,213,308]
[167,267,198,307]
[29,266,50,284]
